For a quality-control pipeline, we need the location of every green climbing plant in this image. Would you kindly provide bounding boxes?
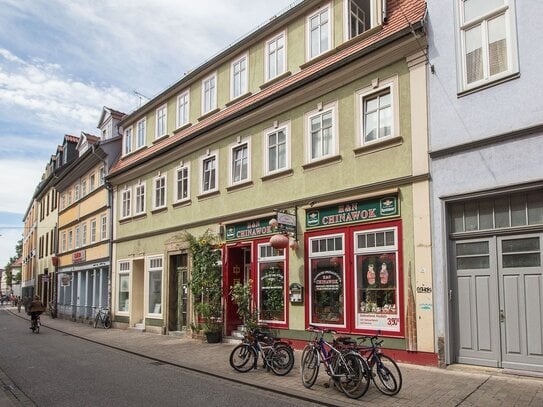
[184,231,223,333]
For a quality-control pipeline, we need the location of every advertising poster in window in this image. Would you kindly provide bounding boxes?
[311,258,344,326]
[356,253,399,332]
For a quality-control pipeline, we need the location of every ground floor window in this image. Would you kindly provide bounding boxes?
[257,243,286,324]
[148,256,163,315]
[308,234,345,327]
[305,220,403,336]
[118,261,130,313]
[354,227,400,332]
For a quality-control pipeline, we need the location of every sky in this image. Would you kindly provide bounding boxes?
[0,0,298,268]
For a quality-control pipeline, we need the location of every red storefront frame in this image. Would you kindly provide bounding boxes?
[223,237,289,334]
[304,219,404,338]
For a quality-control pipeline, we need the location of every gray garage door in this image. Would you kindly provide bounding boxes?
[453,234,543,372]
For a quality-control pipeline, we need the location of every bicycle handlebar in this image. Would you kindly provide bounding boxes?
[307,324,337,335]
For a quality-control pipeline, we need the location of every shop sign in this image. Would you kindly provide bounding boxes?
[277,211,296,234]
[72,250,86,263]
[306,196,399,228]
[60,274,71,287]
[225,218,273,241]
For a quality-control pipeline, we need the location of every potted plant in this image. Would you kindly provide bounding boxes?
[185,231,223,343]
[230,279,259,332]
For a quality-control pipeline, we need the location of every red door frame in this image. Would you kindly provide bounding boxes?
[223,242,251,335]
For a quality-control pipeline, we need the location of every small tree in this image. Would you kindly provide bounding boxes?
[230,279,259,331]
[184,231,222,333]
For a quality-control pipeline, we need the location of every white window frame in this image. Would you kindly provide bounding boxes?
[136,118,146,149]
[89,173,95,192]
[176,91,190,128]
[121,187,132,219]
[68,230,73,250]
[152,174,167,210]
[229,137,251,186]
[356,76,399,146]
[61,231,67,253]
[201,72,217,114]
[134,182,146,215]
[265,31,287,81]
[174,163,191,203]
[231,54,248,100]
[308,233,347,328]
[455,0,518,93]
[343,0,380,41]
[257,243,287,324]
[81,179,87,197]
[90,219,97,244]
[353,226,399,332]
[123,126,133,155]
[155,104,168,139]
[100,214,107,240]
[81,222,87,247]
[305,102,339,163]
[99,166,105,186]
[117,260,131,314]
[263,122,291,176]
[75,226,81,248]
[146,255,163,317]
[200,151,219,194]
[306,3,332,61]
[74,184,80,202]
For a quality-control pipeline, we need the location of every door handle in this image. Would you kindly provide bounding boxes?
[499,309,505,323]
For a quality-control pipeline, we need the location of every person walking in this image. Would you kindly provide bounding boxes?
[17,296,22,313]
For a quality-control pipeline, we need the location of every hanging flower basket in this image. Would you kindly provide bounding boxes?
[270,233,289,249]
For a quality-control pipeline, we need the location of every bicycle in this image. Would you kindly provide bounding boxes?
[334,333,402,395]
[93,307,111,329]
[229,327,295,376]
[30,314,41,334]
[300,325,370,399]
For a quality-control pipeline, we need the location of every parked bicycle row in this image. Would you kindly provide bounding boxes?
[229,324,402,400]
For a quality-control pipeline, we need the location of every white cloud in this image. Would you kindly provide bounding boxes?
[0,227,23,269]
[0,158,45,214]
[0,49,138,136]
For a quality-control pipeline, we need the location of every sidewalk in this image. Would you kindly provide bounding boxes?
[3,307,543,406]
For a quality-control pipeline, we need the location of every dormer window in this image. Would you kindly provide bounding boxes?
[307,4,332,60]
[156,104,168,139]
[202,73,217,114]
[346,0,379,40]
[123,127,133,155]
[265,31,286,81]
[231,54,248,100]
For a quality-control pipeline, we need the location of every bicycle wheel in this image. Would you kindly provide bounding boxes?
[334,352,370,399]
[301,345,319,388]
[94,313,100,328]
[269,344,294,376]
[229,344,257,373]
[103,315,112,329]
[372,353,402,395]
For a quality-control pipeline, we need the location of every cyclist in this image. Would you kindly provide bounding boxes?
[28,295,46,330]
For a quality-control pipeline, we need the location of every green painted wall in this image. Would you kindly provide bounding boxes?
[116,59,412,243]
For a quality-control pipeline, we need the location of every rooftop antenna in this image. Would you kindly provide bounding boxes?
[133,90,149,108]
